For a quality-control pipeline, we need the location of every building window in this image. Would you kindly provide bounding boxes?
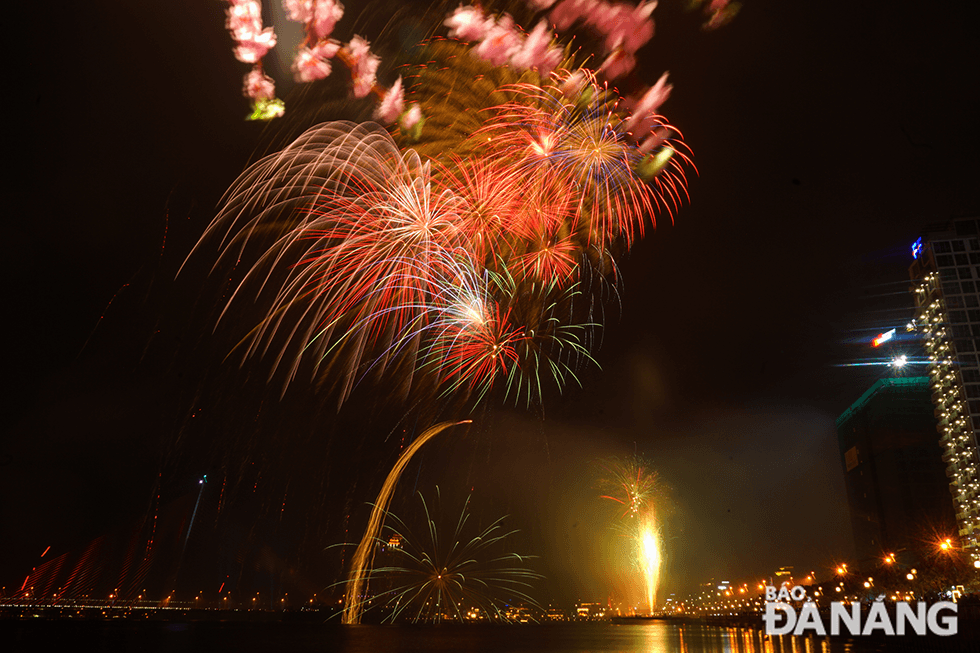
[955,220,978,237]
[956,254,970,265]
[953,240,967,252]
[959,267,974,280]
[937,254,955,267]
[951,311,967,324]
[963,281,977,293]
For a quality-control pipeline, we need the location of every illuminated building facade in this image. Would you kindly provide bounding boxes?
[909,216,980,561]
[836,377,957,568]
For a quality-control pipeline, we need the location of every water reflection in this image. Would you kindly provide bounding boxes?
[622,622,858,653]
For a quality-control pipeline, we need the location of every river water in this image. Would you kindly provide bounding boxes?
[8,620,974,652]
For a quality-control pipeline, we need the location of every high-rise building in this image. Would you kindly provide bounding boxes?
[909,216,980,562]
[836,377,957,569]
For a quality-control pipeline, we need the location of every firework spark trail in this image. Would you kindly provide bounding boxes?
[342,420,469,625]
[637,513,662,613]
[343,487,543,623]
[596,455,667,613]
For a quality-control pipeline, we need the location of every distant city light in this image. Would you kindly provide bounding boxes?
[872,329,896,347]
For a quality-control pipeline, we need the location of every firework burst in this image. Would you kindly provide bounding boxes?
[350,487,543,623]
[595,454,670,613]
[191,0,700,413]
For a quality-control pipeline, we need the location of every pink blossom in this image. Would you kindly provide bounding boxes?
[312,0,344,39]
[374,77,405,124]
[635,71,672,114]
[234,28,278,64]
[282,0,313,23]
[510,20,561,75]
[292,47,333,82]
[528,0,558,10]
[400,104,423,131]
[560,70,587,97]
[604,0,656,53]
[243,66,276,99]
[637,126,670,154]
[226,1,263,41]
[703,0,739,31]
[311,39,341,59]
[346,35,371,65]
[353,54,380,98]
[598,49,635,79]
[444,5,493,42]
[549,0,596,31]
[623,72,672,131]
[474,15,523,66]
[345,36,380,98]
[585,2,626,33]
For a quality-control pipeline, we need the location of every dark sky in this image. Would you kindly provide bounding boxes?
[7,0,978,605]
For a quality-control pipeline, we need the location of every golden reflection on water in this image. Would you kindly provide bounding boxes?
[626,622,855,653]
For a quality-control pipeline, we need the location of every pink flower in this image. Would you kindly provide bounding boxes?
[604,0,656,53]
[312,0,344,39]
[347,35,371,64]
[637,126,670,154]
[311,39,341,59]
[550,0,596,31]
[474,15,523,66]
[703,0,739,31]
[528,0,558,9]
[226,1,263,41]
[444,5,494,42]
[560,70,588,97]
[292,47,333,82]
[345,36,380,98]
[352,60,379,98]
[400,104,424,137]
[623,72,672,131]
[401,104,422,129]
[374,78,405,124]
[234,28,278,64]
[598,48,635,79]
[586,2,626,33]
[510,20,561,75]
[243,66,276,99]
[282,0,313,23]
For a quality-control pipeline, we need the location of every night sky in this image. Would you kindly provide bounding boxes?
[7,0,979,605]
